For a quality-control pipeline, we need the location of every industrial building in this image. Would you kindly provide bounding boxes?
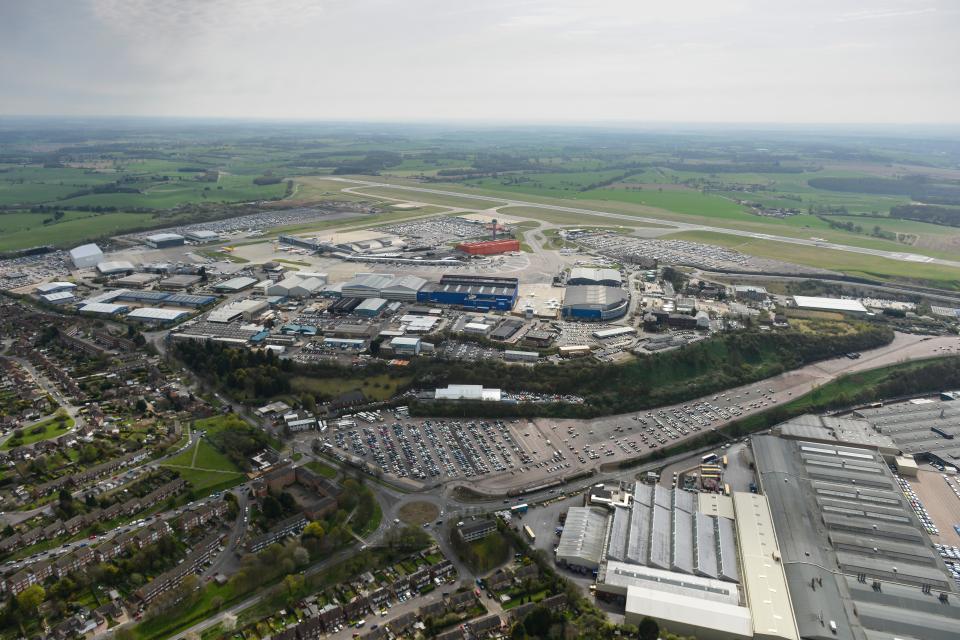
[854,398,960,464]
[456,239,520,255]
[555,507,610,571]
[35,281,77,295]
[207,299,268,323]
[342,273,396,299]
[418,275,519,311]
[503,350,538,363]
[144,233,185,249]
[213,276,257,292]
[126,308,190,325]
[96,261,135,275]
[434,385,501,402]
[562,286,629,321]
[792,296,868,316]
[457,519,497,543]
[40,291,75,305]
[115,273,161,288]
[753,435,960,640]
[78,303,129,316]
[355,297,388,317]
[592,326,636,340]
[185,229,219,243]
[68,243,103,269]
[568,267,622,287]
[380,275,427,301]
[267,275,324,298]
[389,336,422,356]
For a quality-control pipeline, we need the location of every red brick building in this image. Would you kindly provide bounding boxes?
[456,239,520,255]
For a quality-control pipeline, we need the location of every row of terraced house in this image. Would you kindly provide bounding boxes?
[132,532,222,608]
[0,478,187,556]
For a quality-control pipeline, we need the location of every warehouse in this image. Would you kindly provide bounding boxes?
[115,290,170,304]
[35,281,77,295]
[390,336,422,356]
[208,299,268,323]
[163,294,217,308]
[753,434,960,640]
[114,273,161,288]
[342,273,396,299]
[288,277,325,298]
[592,326,636,339]
[434,385,501,401]
[127,308,190,325]
[355,297,388,317]
[463,322,492,335]
[213,276,257,293]
[490,319,524,341]
[503,350,539,363]
[40,291,76,305]
[328,297,362,315]
[556,507,610,572]
[855,398,960,463]
[79,303,129,316]
[185,229,219,243]
[792,295,868,316]
[69,243,103,269]
[456,238,520,255]
[418,274,519,311]
[144,233,185,249]
[380,275,427,301]
[323,337,366,350]
[568,267,621,287]
[562,286,629,321]
[97,261,135,275]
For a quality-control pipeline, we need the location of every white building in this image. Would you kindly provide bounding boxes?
[35,281,77,295]
[208,299,268,323]
[185,229,219,243]
[390,336,422,356]
[434,385,501,402]
[96,261,135,275]
[792,296,868,316]
[69,244,103,269]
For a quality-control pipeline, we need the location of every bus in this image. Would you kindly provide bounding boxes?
[723,483,731,496]
[523,525,536,542]
[722,455,728,468]
[701,453,719,465]
[511,504,529,514]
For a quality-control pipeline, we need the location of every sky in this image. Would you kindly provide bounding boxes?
[1,0,958,124]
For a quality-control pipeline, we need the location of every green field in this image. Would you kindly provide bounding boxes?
[289,374,410,402]
[304,460,337,479]
[0,211,155,251]
[161,434,244,493]
[2,414,74,450]
[665,230,960,289]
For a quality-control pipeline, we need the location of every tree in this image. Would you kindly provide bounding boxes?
[17,584,45,614]
[262,495,282,519]
[637,617,659,640]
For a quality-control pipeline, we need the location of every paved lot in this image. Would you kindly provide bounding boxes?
[908,469,960,546]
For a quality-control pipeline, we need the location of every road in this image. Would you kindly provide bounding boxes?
[329,177,960,269]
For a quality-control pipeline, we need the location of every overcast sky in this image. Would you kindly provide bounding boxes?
[1,0,958,124]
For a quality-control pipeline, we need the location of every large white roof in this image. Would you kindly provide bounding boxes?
[625,584,753,639]
[69,243,103,258]
[435,384,501,401]
[79,302,128,315]
[97,260,135,274]
[793,296,868,314]
[127,307,188,321]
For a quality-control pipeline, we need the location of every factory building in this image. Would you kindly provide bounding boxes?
[503,350,539,363]
[561,286,628,321]
[144,233,185,249]
[115,273,161,288]
[792,295,868,316]
[456,238,520,255]
[753,434,960,640]
[434,385,501,402]
[213,276,257,293]
[157,274,202,290]
[208,299,268,323]
[354,297,387,317]
[126,308,190,325]
[185,229,219,243]
[96,261,135,275]
[35,282,77,295]
[418,275,519,311]
[40,291,75,305]
[267,275,324,298]
[555,507,610,572]
[568,267,622,287]
[380,275,427,301]
[342,273,396,299]
[68,243,103,269]
[79,303,129,316]
[390,336,422,356]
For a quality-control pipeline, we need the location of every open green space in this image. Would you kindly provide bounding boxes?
[665,230,960,289]
[0,211,155,252]
[2,413,73,450]
[289,373,410,403]
[304,460,338,479]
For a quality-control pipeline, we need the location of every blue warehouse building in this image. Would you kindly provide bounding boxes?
[417,274,518,311]
[561,285,629,321]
